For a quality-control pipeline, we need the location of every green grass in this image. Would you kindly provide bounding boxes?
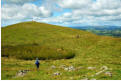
[2,44,75,60]
[1,21,121,80]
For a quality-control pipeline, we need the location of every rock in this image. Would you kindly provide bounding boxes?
[15,70,30,77]
[105,71,112,77]
[64,67,69,71]
[64,66,75,71]
[17,71,24,77]
[53,72,61,76]
[87,67,96,70]
[92,66,109,76]
[68,66,75,71]
[95,70,104,76]
[51,65,56,69]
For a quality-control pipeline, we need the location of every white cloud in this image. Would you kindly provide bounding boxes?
[58,0,93,9]
[92,0,121,10]
[62,12,72,18]
[54,0,121,25]
[2,0,121,26]
[58,0,121,10]
[2,3,52,20]
[40,0,63,12]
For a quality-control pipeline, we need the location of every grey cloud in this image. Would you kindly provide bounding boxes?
[2,0,37,4]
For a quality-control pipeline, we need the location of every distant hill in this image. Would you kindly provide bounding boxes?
[71,26,121,37]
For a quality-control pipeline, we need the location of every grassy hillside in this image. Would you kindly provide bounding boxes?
[1,21,121,80]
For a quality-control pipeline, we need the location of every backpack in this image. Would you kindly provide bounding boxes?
[35,60,39,65]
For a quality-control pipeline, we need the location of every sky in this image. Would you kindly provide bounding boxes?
[1,0,121,27]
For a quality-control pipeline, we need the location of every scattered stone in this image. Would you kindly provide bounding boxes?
[105,71,112,77]
[51,65,56,69]
[68,66,75,71]
[94,66,108,76]
[64,66,75,71]
[91,66,109,77]
[95,70,105,76]
[64,67,69,71]
[15,70,30,78]
[87,67,96,70]
[53,72,61,76]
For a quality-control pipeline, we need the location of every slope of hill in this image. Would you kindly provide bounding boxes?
[1,21,121,80]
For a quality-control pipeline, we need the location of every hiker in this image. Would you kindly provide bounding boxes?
[35,58,40,70]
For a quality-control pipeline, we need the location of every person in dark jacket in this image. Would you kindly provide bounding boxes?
[35,58,40,70]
